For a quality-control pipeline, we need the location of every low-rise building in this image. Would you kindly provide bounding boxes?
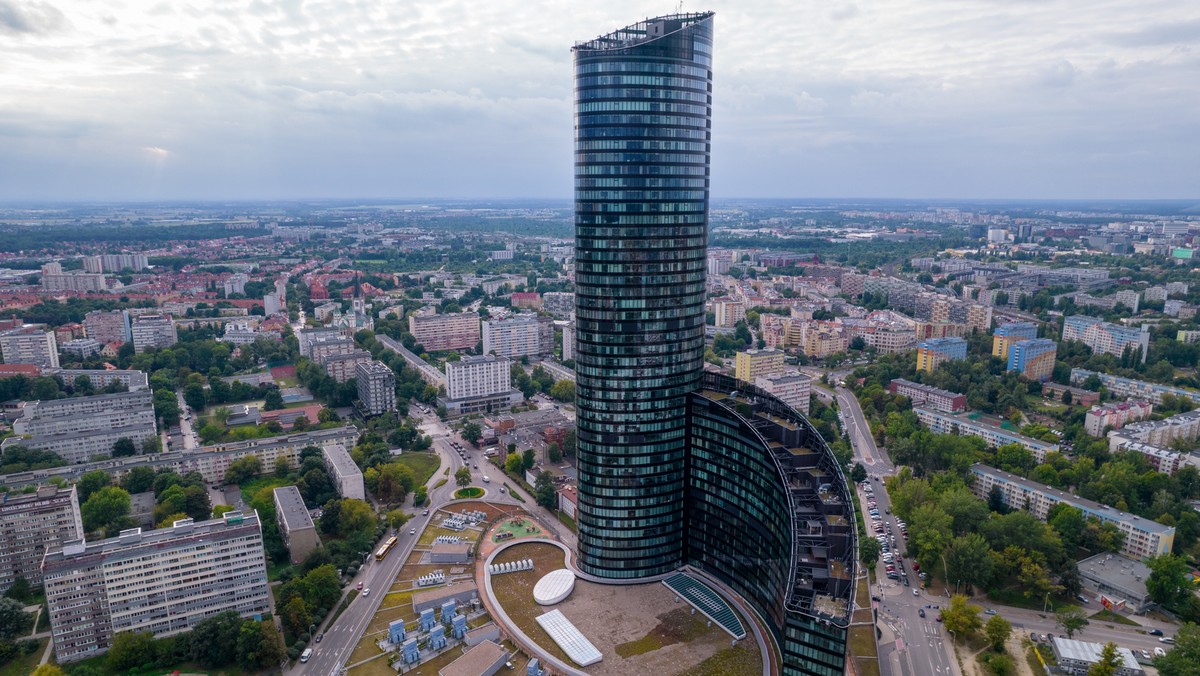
[322,444,365,501]
[273,486,320,564]
[1050,637,1143,676]
[1076,553,1153,613]
[61,338,103,359]
[42,512,271,663]
[1072,368,1200,406]
[969,464,1175,560]
[438,640,508,676]
[1043,382,1100,406]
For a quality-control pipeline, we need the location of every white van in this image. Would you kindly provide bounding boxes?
[482,475,491,483]
[300,648,313,663]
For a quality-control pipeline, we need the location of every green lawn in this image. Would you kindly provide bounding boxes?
[1090,610,1140,626]
[393,451,441,487]
[0,638,46,676]
[454,487,484,499]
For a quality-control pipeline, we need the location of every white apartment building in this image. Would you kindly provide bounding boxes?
[130,314,177,353]
[356,360,396,416]
[441,355,523,416]
[754,370,811,415]
[41,273,109,292]
[298,327,344,358]
[263,292,282,316]
[42,512,271,663]
[915,407,1058,462]
[482,314,553,359]
[61,338,103,358]
[5,390,157,463]
[408,309,481,352]
[273,486,320,565]
[0,486,83,593]
[223,273,249,296]
[48,369,149,392]
[322,444,365,501]
[0,326,59,368]
[969,464,1174,560]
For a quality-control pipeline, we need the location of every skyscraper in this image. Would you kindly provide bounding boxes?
[573,14,854,675]
[573,11,714,580]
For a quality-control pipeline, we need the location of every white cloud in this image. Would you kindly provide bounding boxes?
[0,0,1197,199]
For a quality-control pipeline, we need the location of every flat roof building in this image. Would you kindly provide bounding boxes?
[0,485,83,593]
[4,390,158,464]
[1050,637,1143,676]
[992,321,1037,360]
[916,408,1056,461]
[1008,338,1057,381]
[42,512,271,663]
[130,314,177,353]
[0,326,59,368]
[888,379,966,414]
[970,464,1174,560]
[916,337,967,373]
[734,348,785,384]
[754,370,811,416]
[322,444,365,501]
[1077,552,1153,613]
[1072,368,1200,406]
[408,309,481,352]
[273,486,320,564]
[482,313,553,359]
[438,639,508,676]
[356,360,396,416]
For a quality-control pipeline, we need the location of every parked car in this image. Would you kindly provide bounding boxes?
[1149,629,1164,636]
[984,608,997,615]
[1156,648,1166,657]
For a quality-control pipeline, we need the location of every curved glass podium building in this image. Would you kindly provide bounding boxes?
[573,14,855,675]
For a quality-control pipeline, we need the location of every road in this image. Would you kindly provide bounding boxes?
[175,391,198,451]
[296,406,519,675]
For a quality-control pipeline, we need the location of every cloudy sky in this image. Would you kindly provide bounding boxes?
[1,0,1197,201]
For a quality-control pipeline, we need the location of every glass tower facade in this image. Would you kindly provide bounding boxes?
[572,12,714,578]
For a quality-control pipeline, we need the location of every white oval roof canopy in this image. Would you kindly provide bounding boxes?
[533,568,576,606]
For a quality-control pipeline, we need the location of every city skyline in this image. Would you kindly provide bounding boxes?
[2,0,1198,201]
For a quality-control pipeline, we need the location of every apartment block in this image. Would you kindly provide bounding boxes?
[408,309,481,352]
[482,313,553,359]
[0,486,83,593]
[98,253,149,272]
[321,349,374,383]
[130,314,178,353]
[561,322,575,362]
[441,355,523,416]
[273,486,320,564]
[48,368,149,392]
[1062,316,1150,363]
[803,323,849,357]
[0,326,59,368]
[991,322,1038,360]
[1070,368,1200,406]
[542,292,575,318]
[916,337,967,372]
[84,310,131,345]
[322,444,365,501]
[4,390,158,464]
[754,371,811,416]
[887,379,966,413]
[1084,401,1153,437]
[356,360,396,416]
[42,512,271,663]
[1007,338,1057,381]
[712,299,745,328]
[297,327,344,358]
[915,408,1058,462]
[914,321,967,340]
[42,273,109,292]
[1108,409,1200,452]
[969,464,1174,560]
[734,348,785,383]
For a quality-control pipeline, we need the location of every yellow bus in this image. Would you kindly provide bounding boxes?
[375,536,398,561]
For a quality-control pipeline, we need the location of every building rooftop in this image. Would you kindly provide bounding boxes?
[1077,552,1151,598]
[1051,637,1140,670]
[273,486,315,532]
[322,444,362,479]
[573,12,714,52]
[889,379,963,400]
[43,511,261,566]
[971,464,1175,535]
[438,640,507,676]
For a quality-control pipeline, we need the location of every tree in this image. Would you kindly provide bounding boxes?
[461,422,481,446]
[859,536,881,568]
[281,597,311,641]
[0,597,33,640]
[291,415,310,431]
[30,666,68,676]
[413,486,428,506]
[1088,642,1123,676]
[941,594,983,638]
[522,448,536,471]
[945,533,995,592]
[549,379,575,402]
[455,466,472,487]
[535,471,557,509]
[105,630,157,672]
[1055,605,1089,638]
[562,428,576,456]
[82,486,132,535]
[375,463,415,504]
[1147,553,1192,607]
[2,577,31,604]
[547,442,562,463]
[189,610,242,667]
[224,455,263,485]
[387,509,410,529]
[505,453,523,475]
[850,463,867,483]
[120,465,156,494]
[1155,622,1200,674]
[275,455,291,478]
[212,504,236,518]
[337,499,377,536]
[112,437,137,458]
[263,387,285,411]
[77,469,111,502]
[183,382,207,412]
[984,614,1012,651]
